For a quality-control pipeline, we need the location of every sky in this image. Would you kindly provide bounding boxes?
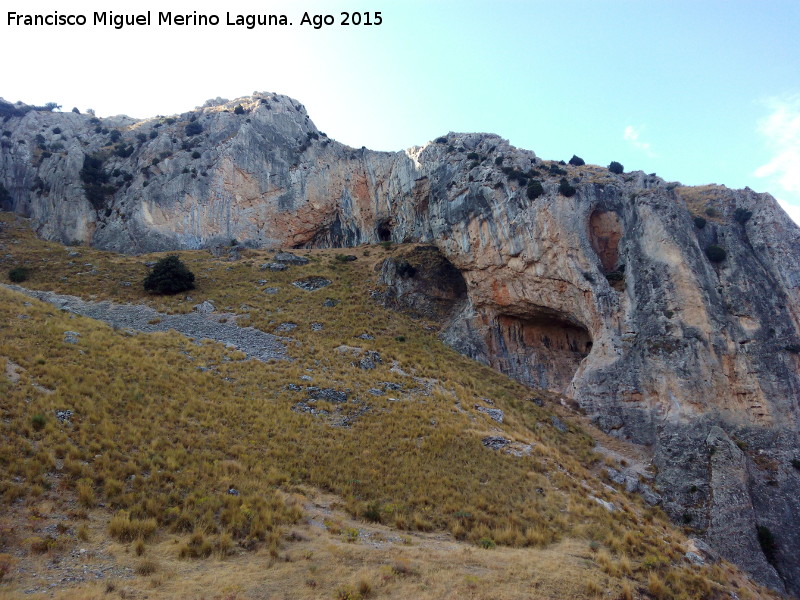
[2,0,799,224]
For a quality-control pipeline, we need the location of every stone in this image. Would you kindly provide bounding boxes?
[63,331,80,344]
[193,300,215,313]
[275,322,297,333]
[323,298,339,307]
[260,262,287,271]
[292,276,331,291]
[482,436,510,450]
[475,405,504,423]
[305,387,348,404]
[550,415,568,433]
[55,409,73,423]
[274,252,309,265]
[358,351,382,370]
[263,287,279,294]
[589,496,617,512]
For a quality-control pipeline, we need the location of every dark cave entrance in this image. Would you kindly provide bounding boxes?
[376,221,392,242]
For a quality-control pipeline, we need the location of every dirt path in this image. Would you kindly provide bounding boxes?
[2,283,288,362]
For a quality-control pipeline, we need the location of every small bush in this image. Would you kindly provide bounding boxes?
[466,152,479,160]
[362,502,381,523]
[434,136,447,144]
[705,245,726,263]
[705,206,719,218]
[191,151,201,159]
[135,559,158,575]
[568,155,585,166]
[785,344,800,354]
[143,255,195,295]
[734,208,753,224]
[693,216,707,229]
[31,414,46,431]
[608,161,624,174]
[108,512,157,542]
[0,553,16,581]
[478,537,496,549]
[558,178,576,197]
[526,181,544,200]
[8,267,30,283]
[185,121,203,136]
[234,104,245,115]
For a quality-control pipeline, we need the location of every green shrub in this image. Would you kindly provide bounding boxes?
[478,537,496,549]
[705,245,726,263]
[466,152,479,160]
[191,151,201,159]
[568,155,585,166]
[734,208,753,224]
[362,502,382,523]
[31,414,46,431]
[234,104,245,115]
[8,266,29,282]
[143,255,195,295]
[705,207,719,218]
[608,161,624,174]
[185,121,203,136]
[558,178,576,197]
[434,136,447,144]
[526,181,544,200]
[693,216,707,229]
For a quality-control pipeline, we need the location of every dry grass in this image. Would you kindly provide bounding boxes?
[0,213,781,599]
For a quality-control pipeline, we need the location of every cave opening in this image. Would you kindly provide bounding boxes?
[376,221,392,242]
[489,309,593,392]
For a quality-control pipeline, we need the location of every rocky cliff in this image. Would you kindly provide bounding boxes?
[2,93,800,595]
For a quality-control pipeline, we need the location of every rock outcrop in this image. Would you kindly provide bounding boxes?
[2,93,800,595]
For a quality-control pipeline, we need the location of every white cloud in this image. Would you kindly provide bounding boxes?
[754,96,800,194]
[777,198,800,226]
[623,125,656,157]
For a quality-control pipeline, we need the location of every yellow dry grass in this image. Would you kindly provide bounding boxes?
[0,213,779,599]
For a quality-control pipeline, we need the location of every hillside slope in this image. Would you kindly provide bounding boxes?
[1,94,800,594]
[0,214,778,599]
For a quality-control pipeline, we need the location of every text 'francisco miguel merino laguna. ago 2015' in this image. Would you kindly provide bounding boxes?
[7,11,298,30]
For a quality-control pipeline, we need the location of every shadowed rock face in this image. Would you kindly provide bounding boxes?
[2,94,800,595]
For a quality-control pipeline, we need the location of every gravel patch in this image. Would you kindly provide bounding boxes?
[3,284,288,362]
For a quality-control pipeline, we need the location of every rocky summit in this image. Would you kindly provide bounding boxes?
[2,92,800,596]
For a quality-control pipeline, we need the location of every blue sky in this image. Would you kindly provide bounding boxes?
[3,0,799,222]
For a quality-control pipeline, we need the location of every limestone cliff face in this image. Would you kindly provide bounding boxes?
[2,94,800,594]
